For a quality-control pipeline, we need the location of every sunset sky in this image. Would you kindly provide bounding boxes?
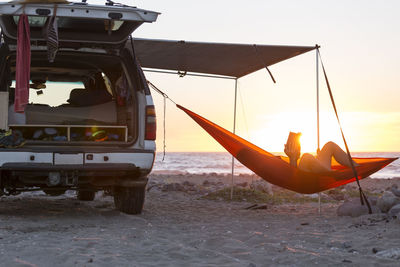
[98,1,400,152]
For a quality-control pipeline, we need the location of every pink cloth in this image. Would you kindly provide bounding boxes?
[15,14,31,113]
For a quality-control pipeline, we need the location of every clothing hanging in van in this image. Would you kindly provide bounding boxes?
[14,14,30,113]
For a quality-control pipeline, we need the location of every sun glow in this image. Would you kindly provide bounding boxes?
[243,111,400,154]
[248,111,345,153]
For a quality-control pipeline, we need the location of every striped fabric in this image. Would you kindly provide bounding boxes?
[43,7,58,62]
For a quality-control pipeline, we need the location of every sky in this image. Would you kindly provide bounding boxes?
[123,0,400,152]
[32,1,400,152]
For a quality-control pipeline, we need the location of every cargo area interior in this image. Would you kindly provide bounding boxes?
[0,51,136,144]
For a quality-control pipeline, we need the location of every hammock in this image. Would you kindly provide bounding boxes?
[177,104,397,194]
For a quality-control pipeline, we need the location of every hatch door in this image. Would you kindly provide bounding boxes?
[0,2,159,47]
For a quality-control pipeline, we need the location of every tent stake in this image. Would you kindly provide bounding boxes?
[230,78,238,200]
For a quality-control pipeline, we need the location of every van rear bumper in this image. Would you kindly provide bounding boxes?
[0,163,148,187]
[0,150,155,175]
[1,162,139,172]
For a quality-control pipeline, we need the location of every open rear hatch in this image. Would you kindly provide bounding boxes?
[0,1,159,47]
[0,1,157,147]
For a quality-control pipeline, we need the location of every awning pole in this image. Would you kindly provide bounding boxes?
[230,78,238,200]
[143,69,237,80]
[316,48,321,214]
[316,48,320,152]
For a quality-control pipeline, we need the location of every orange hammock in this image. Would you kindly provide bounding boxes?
[177,104,397,194]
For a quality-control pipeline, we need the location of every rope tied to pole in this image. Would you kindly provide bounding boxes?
[147,80,177,161]
[253,44,276,84]
[147,80,176,105]
[317,49,372,214]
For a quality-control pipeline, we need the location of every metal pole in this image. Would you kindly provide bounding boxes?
[144,67,239,200]
[143,69,237,80]
[230,78,238,200]
[316,48,320,152]
[316,48,321,214]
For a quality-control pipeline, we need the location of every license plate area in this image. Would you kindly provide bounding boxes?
[54,153,83,165]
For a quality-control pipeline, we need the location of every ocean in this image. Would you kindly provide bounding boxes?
[152,152,400,179]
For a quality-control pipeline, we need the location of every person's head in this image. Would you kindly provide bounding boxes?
[294,132,302,144]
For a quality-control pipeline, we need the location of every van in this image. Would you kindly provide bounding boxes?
[0,1,159,214]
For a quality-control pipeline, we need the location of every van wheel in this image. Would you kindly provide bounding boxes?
[77,190,96,201]
[113,186,145,214]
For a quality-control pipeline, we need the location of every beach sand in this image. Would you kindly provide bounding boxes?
[0,174,400,266]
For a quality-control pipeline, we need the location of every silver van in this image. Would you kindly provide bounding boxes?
[0,1,159,214]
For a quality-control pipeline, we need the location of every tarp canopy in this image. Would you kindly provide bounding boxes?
[133,38,317,78]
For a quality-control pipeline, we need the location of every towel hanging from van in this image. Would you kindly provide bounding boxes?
[14,14,31,113]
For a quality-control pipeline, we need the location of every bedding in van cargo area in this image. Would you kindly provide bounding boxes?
[25,101,117,125]
[0,129,25,148]
[8,125,126,142]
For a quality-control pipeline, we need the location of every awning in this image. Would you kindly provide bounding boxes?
[133,38,317,78]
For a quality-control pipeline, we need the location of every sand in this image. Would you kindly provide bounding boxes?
[0,174,400,266]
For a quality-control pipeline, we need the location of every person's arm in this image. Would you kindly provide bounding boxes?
[289,155,298,167]
[284,143,300,168]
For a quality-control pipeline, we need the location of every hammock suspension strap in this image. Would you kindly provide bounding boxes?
[317,49,372,214]
[147,80,177,161]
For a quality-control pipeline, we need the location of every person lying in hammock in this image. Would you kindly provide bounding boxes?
[284,132,359,172]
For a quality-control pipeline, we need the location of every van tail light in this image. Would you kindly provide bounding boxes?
[145,105,156,140]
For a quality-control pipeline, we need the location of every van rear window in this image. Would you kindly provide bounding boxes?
[11,80,83,107]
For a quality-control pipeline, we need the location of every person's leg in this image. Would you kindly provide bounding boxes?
[317,141,358,168]
[299,153,331,172]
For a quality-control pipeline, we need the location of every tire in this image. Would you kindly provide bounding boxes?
[113,186,145,214]
[77,190,96,201]
[43,189,66,196]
